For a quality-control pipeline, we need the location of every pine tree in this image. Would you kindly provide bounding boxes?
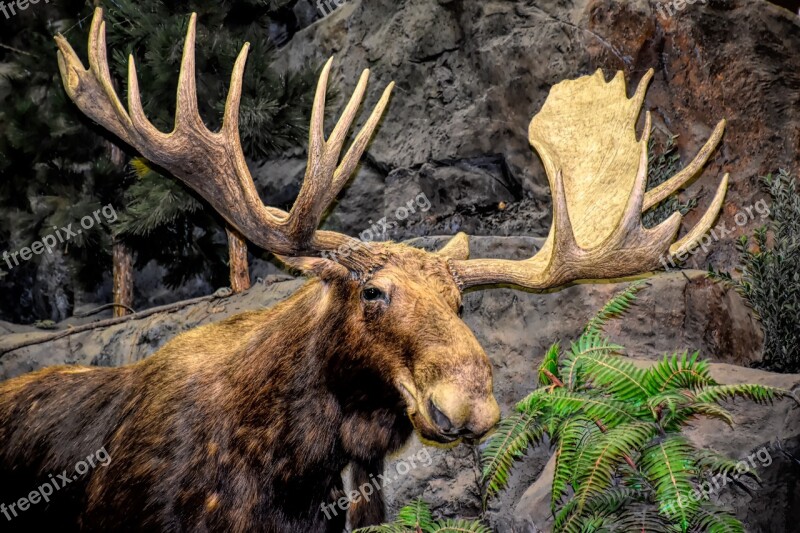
[103,0,316,295]
[0,1,121,322]
[0,0,316,321]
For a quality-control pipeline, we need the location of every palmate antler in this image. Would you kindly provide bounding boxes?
[55,8,392,271]
[449,70,728,290]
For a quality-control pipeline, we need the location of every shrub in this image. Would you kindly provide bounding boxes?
[709,169,800,372]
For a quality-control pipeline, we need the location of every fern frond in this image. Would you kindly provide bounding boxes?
[553,499,581,532]
[481,412,545,505]
[644,352,717,394]
[562,332,624,390]
[556,489,651,533]
[694,449,759,482]
[574,351,650,404]
[670,403,735,428]
[646,390,694,418]
[604,504,680,533]
[515,387,549,414]
[432,518,492,533]
[538,389,644,428]
[573,422,659,511]
[640,435,699,531]
[554,505,608,533]
[584,280,647,335]
[690,505,745,533]
[539,342,562,387]
[694,383,788,405]
[551,417,597,511]
[396,498,435,530]
[583,485,642,515]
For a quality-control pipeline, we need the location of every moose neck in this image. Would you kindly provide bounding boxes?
[225,278,412,473]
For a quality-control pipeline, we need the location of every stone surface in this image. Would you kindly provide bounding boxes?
[270,0,800,270]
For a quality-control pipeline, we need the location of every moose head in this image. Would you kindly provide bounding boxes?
[55,8,728,449]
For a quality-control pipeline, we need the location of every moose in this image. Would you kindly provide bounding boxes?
[0,8,729,533]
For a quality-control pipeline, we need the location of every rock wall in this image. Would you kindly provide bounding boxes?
[260,0,799,272]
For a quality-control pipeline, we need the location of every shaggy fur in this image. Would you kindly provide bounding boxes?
[0,245,498,532]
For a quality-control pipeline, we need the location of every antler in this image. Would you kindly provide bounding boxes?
[55,8,393,271]
[449,69,728,290]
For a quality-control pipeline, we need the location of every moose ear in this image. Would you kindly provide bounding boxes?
[436,233,470,260]
[275,255,350,280]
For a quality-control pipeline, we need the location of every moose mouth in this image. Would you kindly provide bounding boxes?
[395,380,463,444]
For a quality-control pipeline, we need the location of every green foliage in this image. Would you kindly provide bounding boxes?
[0,2,121,321]
[643,132,697,229]
[353,498,490,533]
[114,159,203,238]
[708,169,800,373]
[481,411,545,505]
[584,280,647,335]
[0,0,317,319]
[101,0,318,287]
[481,284,790,532]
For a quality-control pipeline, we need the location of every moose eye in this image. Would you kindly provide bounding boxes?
[362,287,386,302]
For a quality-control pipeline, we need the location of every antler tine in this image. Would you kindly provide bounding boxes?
[670,173,729,257]
[56,7,391,272]
[55,16,131,145]
[288,58,395,243]
[175,14,202,129]
[643,119,726,212]
[222,42,250,137]
[333,81,395,191]
[449,69,728,291]
[127,56,168,144]
[88,16,129,130]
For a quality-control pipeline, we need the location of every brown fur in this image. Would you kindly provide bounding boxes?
[0,244,499,532]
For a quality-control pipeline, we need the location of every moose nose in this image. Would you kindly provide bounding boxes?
[429,399,455,433]
[428,394,500,439]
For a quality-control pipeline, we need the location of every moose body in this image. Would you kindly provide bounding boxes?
[0,252,489,532]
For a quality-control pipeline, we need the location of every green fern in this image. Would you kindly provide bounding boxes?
[551,418,598,510]
[562,332,624,390]
[644,351,717,394]
[479,283,789,532]
[538,342,561,387]
[584,279,647,335]
[354,499,489,533]
[693,383,789,405]
[573,422,659,511]
[640,435,699,530]
[480,412,545,505]
[694,449,759,483]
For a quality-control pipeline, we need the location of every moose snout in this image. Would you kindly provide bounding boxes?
[428,385,500,440]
